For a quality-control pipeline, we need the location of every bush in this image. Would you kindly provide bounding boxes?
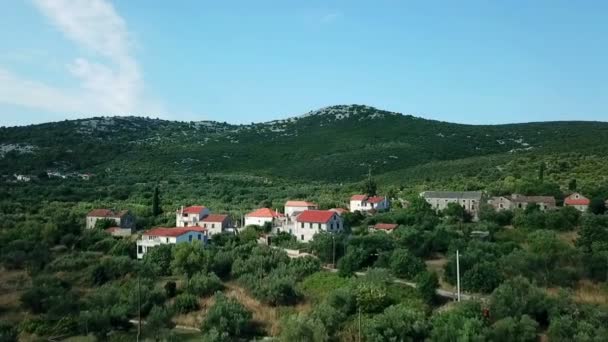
[288,256,321,280]
[488,315,538,342]
[416,271,439,304]
[188,272,223,297]
[0,321,18,342]
[363,304,429,341]
[279,314,328,342]
[389,249,425,280]
[201,293,252,340]
[173,293,199,314]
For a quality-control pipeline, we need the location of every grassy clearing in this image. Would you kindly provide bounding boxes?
[297,271,352,302]
[425,257,453,291]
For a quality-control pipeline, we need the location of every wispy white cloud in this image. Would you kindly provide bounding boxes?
[320,11,343,24]
[0,0,161,117]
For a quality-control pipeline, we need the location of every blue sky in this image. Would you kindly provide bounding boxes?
[1,0,606,127]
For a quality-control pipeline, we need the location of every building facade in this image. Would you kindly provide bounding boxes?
[176,206,210,227]
[420,191,483,218]
[293,210,343,242]
[201,214,231,236]
[244,208,285,227]
[488,194,556,212]
[284,201,318,217]
[349,195,389,212]
[136,227,207,259]
[86,209,135,230]
[564,193,590,212]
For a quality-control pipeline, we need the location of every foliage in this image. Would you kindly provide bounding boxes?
[0,320,18,342]
[188,272,223,297]
[488,315,538,342]
[173,293,199,314]
[201,293,252,340]
[490,276,548,322]
[279,314,328,342]
[416,271,439,304]
[389,248,425,280]
[172,241,209,278]
[143,244,173,276]
[363,303,429,341]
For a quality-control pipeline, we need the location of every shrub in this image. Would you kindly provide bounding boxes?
[201,293,252,340]
[173,293,199,314]
[389,249,425,280]
[188,272,223,297]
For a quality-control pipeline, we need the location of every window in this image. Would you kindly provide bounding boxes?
[165,237,169,243]
[189,235,192,242]
[198,234,201,240]
[137,245,143,253]
[301,222,304,228]
[301,235,304,241]
[317,223,321,230]
[212,224,215,229]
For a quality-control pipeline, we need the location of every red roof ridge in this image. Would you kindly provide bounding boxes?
[202,214,229,222]
[296,210,336,223]
[144,226,207,237]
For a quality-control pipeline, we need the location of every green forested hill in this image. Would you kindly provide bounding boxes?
[2,105,608,184]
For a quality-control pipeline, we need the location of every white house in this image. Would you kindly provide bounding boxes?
[564,193,590,212]
[293,210,343,242]
[244,208,284,227]
[86,209,135,230]
[201,214,231,236]
[284,201,318,217]
[420,191,483,218]
[176,205,210,227]
[136,227,208,259]
[349,195,390,212]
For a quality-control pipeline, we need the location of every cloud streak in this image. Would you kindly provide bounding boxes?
[0,0,157,116]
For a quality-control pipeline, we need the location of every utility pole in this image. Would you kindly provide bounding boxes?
[137,274,141,341]
[332,235,336,268]
[358,306,362,342]
[456,249,461,302]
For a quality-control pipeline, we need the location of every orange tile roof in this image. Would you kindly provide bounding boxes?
[285,200,317,207]
[245,208,284,218]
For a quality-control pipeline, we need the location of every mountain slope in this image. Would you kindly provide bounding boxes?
[2,105,608,182]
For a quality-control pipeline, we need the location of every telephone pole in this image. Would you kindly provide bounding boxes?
[137,273,141,341]
[332,235,336,268]
[456,249,461,302]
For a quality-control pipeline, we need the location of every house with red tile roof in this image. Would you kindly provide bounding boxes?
[370,223,399,233]
[349,195,389,213]
[329,208,349,215]
[284,200,318,217]
[244,208,285,227]
[176,205,210,227]
[564,193,590,212]
[86,209,134,230]
[201,214,232,236]
[293,210,343,242]
[136,226,207,259]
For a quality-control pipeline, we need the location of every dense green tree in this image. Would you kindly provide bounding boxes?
[188,272,223,297]
[363,304,429,342]
[430,301,487,342]
[416,271,439,304]
[143,244,173,276]
[490,276,548,322]
[589,197,607,215]
[389,248,425,279]
[279,314,328,342]
[201,293,252,340]
[146,305,175,341]
[152,186,162,216]
[0,320,18,342]
[488,315,538,342]
[172,293,199,314]
[172,241,209,278]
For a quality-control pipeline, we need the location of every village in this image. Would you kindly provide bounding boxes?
[86,190,605,260]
